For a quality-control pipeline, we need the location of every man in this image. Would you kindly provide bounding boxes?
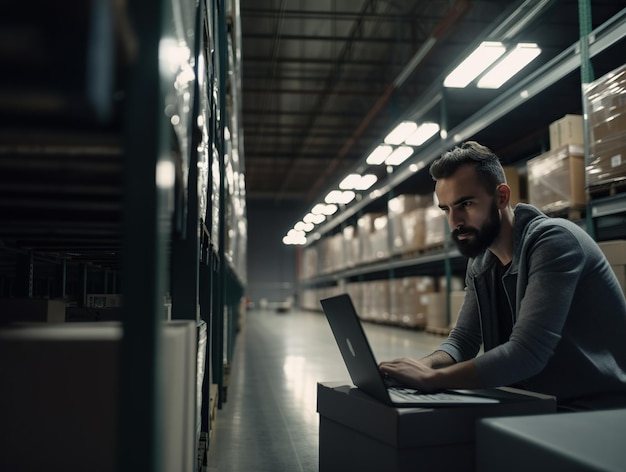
[379,141,626,410]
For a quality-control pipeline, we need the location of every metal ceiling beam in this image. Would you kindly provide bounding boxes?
[242,33,405,43]
[241,8,442,22]
[304,0,470,202]
[274,0,385,201]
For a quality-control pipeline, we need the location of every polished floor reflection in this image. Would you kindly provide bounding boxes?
[206,308,444,472]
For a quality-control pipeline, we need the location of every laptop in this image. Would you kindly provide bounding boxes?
[320,293,499,407]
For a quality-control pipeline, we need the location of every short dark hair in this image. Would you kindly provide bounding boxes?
[429,141,506,195]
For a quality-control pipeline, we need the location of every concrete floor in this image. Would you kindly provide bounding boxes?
[206,307,444,472]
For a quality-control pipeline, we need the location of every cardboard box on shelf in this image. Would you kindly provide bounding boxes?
[598,240,626,295]
[358,213,385,263]
[425,290,465,330]
[503,166,526,207]
[424,205,447,248]
[527,145,587,213]
[389,277,436,328]
[549,114,584,149]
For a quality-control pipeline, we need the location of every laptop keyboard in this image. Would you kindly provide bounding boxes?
[389,387,466,402]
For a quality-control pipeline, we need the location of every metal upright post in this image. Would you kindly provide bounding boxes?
[578,0,596,239]
[214,0,228,409]
[440,86,453,326]
[118,0,172,470]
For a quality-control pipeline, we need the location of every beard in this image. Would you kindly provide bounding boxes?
[451,200,501,258]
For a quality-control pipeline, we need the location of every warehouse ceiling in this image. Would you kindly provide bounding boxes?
[239,0,626,205]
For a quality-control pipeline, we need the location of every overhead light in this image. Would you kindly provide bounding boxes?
[477,43,542,89]
[311,203,327,214]
[444,41,506,88]
[294,221,314,232]
[303,212,326,224]
[339,173,378,191]
[311,203,338,215]
[385,146,414,166]
[405,122,440,146]
[283,229,307,246]
[355,174,377,190]
[325,190,356,205]
[339,174,361,190]
[384,121,417,145]
[366,145,393,165]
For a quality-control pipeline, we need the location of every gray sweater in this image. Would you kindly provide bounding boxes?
[438,203,626,403]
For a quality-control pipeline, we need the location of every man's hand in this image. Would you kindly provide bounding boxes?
[379,357,441,393]
[379,356,484,392]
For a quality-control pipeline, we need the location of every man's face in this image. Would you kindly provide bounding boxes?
[435,165,502,258]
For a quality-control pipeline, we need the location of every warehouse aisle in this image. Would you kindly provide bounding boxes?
[206,307,444,472]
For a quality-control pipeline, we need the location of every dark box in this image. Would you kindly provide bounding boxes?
[317,381,556,472]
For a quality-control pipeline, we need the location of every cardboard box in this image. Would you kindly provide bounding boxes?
[527,145,587,212]
[424,205,447,247]
[598,240,626,295]
[549,114,584,149]
[390,207,427,255]
[361,281,390,323]
[598,240,626,265]
[503,166,526,207]
[389,277,436,328]
[0,321,197,472]
[0,298,66,323]
[317,382,556,472]
[370,215,390,261]
[358,213,385,263]
[477,410,626,472]
[425,290,466,330]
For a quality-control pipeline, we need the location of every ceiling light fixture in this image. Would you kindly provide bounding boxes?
[366,144,393,165]
[324,190,356,205]
[294,221,314,232]
[444,41,506,88]
[385,146,414,166]
[477,43,542,89]
[383,121,417,145]
[404,122,440,146]
[339,173,378,191]
[304,212,326,224]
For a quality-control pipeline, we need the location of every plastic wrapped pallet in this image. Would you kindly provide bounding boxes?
[389,276,436,328]
[388,194,431,255]
[424,205,447,248]
[425,290,466,331]
[527,144,587,213]
[357,213,384,263]
[584,63,626,188]
[361,280,390,323]
[343,225,359,268]
[370,215,390,261]
[300,244,319,280]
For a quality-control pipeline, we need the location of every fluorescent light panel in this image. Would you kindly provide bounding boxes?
[366,145,393,165]
[324,190,356,205]
[304,212,326,224]
[444,41,506,88]
[405,122,440,146]
[339,173,378,191]
[384,121,417,145]
[477,43,541,89]
[385,146,414,166]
